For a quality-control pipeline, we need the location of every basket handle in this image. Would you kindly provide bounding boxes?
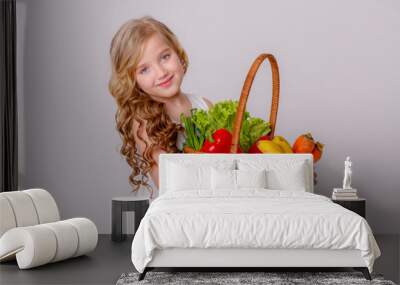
[230,54,280,153]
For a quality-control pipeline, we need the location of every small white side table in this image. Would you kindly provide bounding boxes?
[111,196,149,242]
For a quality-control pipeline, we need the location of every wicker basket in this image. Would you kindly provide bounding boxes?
[183,53,280,154]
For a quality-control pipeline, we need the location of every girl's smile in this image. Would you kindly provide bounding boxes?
[158,75,174,88]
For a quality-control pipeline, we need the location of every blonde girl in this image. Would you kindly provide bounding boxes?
[109,16,213,197]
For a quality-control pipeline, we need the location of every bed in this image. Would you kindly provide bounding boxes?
[131,154,381,281]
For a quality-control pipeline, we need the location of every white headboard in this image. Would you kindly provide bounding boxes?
[159,153,314,195]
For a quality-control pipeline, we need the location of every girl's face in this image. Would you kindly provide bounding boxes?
[135,33,185,102]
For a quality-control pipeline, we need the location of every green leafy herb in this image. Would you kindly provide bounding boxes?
[180,111,205,151]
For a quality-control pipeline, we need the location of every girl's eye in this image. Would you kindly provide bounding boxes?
[139,67,149,74]
[162,53,170,60]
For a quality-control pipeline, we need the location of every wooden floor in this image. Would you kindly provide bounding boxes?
[0,234,398,285]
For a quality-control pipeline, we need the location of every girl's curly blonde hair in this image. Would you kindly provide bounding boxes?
[108,16,189,195]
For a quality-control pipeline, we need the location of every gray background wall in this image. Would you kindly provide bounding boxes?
[16,0,400,234]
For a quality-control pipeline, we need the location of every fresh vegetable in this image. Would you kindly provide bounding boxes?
[200,128,232,153]
[181,100,271,152]
[272,136,293,153]
[292,133,315,153]
[248,144,262,153]
[212,129,232,147]
[240,117,271,153]
[200,128,243,153]
[257,140,284,153]
[200,139,226,153]
[248,135,270,153]
[180,110,204,151]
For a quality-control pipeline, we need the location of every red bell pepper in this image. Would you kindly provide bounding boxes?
[200,139,227,153]
[212,129,232,147]
[200,128,232,153]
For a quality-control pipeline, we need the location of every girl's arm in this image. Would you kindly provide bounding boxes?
[132,119,166,190]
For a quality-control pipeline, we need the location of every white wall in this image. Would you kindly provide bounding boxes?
[17,0,400,234]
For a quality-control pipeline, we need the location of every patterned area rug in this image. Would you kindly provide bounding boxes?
[116,271,396,285]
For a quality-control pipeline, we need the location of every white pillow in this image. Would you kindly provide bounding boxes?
[167,162,211,191]
[266,162,307,191]
[211,168,268,190]
[166,159,236,192]
[238,159,309,191]
[211,168,236,190]
[236,169,267,188]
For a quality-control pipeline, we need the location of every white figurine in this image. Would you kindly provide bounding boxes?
[342,156,352,189]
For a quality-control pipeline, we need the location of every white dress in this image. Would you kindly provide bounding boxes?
[174,93,210,151]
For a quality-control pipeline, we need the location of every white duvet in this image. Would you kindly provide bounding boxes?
[131,189,381,273]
